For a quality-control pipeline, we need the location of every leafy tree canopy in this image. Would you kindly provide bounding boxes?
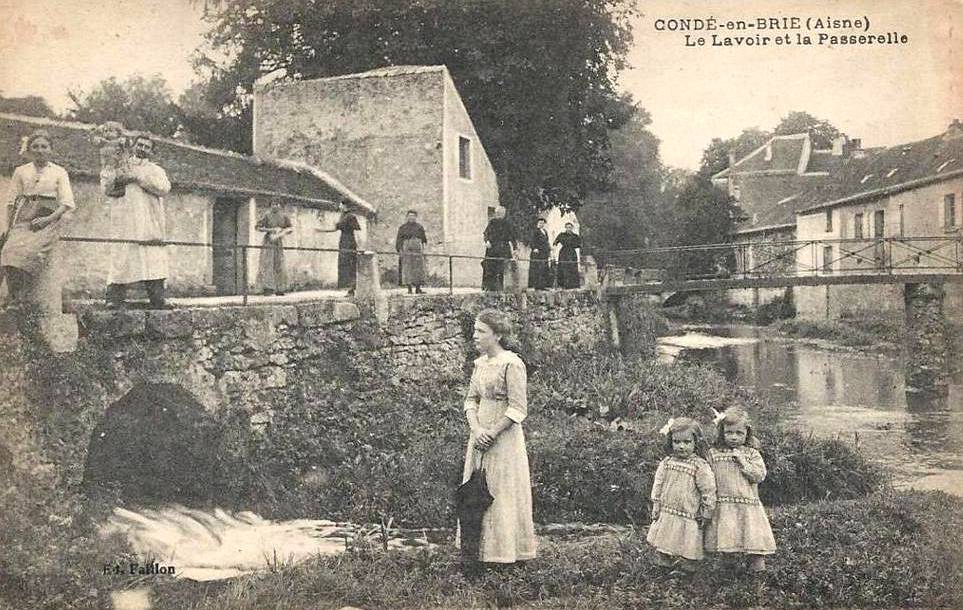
[579,106,674,260]
[66,75,180,137]
[193,0,638,226]
[0,94,56,118]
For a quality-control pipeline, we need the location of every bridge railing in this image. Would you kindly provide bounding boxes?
[598,236,963,285]
[58,234,551,304]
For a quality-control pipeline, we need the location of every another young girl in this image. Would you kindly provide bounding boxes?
[704,407,776,573]
[646,417,717,573]
[91,121,130,197]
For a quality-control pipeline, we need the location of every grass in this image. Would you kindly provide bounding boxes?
[146,490,963,610]
[772,317,904,349]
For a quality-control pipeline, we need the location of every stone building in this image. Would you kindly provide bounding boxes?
[253,65,498,287]
[792,121,963,318]
[713,132,857,306]
[0,112,374,298]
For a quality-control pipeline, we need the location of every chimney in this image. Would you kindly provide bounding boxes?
[945,119,963,141]
[831,135,848,156]
[764,142,772,161]
[728,149,736,168]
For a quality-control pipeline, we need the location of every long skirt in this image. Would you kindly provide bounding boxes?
[337,246,357,289]
[400,238,426,286]
[528,257,550,290]
[1,220,59,276]
[556,253,580,289]
[256,238,288,292]
[458,401,537,563]
[481,244,510,292]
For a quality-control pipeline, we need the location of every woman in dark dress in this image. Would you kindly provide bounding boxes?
[481,207,516,292]
[318,200,361,296]
[527,218,551,290]
[553,222,582,289]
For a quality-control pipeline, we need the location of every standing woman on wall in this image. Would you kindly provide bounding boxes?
[255,198,293,296]
[1,129,75,312]
[553,222,582,289]
[318,199,361,296]
[460,308,537,567]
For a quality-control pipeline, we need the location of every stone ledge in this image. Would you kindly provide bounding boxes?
[145,310,195,339]
[79,310,146,338]
[297,301,361,327]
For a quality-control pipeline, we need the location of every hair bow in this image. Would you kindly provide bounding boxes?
[658,418,675,435]
[711,408,726,424]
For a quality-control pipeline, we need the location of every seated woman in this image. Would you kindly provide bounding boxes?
[1,129,75,314]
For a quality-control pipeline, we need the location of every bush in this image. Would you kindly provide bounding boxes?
[531,350,759,423]
[220,349,885,528]
[774,317,903,348]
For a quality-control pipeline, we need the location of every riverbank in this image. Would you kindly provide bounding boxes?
[771,317,904,352]
[2,345,954,609]
[147,490,963,610]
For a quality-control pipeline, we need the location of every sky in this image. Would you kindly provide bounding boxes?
[1,0,961,170]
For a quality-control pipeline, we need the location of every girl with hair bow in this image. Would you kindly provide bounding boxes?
[646,417,716,575]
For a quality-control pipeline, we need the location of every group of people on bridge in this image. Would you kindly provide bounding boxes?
[0,126,586,315]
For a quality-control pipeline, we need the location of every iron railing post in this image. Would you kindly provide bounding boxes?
[241,244,249,306]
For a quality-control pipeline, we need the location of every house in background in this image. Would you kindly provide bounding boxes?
[253,65,498,287]
[712,132,860,306]
[0,112,374,298]
[792,120,963,319]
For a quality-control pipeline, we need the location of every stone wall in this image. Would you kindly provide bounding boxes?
[0,289,661,496]
[794,284,906,320]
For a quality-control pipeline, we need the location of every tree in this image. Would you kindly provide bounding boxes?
[668,174,743,276]
[66,75,180,137]
[176,81,253,154]
[698,127,770,178]
[578,106,674,264]
[773,110,845,149]
[193,0,637,228]
[0,94,56,118]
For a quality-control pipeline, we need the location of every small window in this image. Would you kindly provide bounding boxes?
[946,194,958,228]
[854,213,863,239]
[458,136,472,180]
[825,209,833,232]
[487,206,496,219]
[731,183,741,201]
[822,245,834,272]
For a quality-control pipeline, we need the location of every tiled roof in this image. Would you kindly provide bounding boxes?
[714,134,808,178]
[796,131,963,214]
[0,113,375,214]
[733,195,802,235]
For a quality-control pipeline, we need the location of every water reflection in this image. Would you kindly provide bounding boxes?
[661,326,963,495]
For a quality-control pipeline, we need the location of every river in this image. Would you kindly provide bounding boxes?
[658,325,963,496]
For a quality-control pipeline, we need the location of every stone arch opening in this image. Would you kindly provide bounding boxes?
[82,383,232,506]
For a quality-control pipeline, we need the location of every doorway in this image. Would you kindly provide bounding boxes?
[212,198,245,295]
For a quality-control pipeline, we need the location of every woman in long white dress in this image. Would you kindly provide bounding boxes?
[460,309,537,565]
